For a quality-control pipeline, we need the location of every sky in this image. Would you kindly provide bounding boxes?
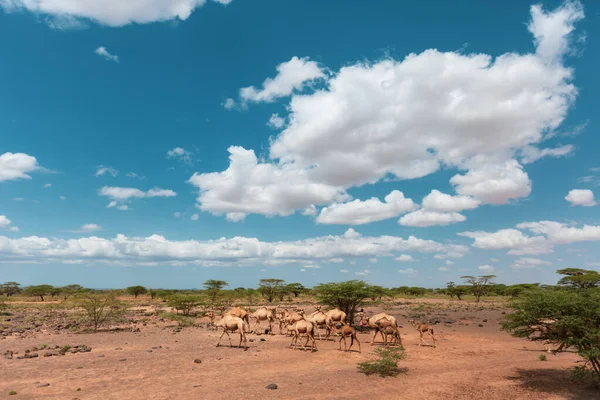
[1,0,600,290]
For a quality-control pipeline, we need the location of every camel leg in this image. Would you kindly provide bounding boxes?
[430,330,436,348]
[348,334,354,352]
[310,332,317,351]
[227,330,233,348]
[355,334,361,353]
[371,329,381,345]
[338,335,342,351]
[290,333,296,348]
[303,335,310,351]
[216,329,227,347]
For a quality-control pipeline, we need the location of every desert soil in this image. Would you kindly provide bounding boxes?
[1,300,598,400]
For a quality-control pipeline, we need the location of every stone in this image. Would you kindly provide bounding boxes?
[260,338,266,342]
[194,358,202,364]
[44,352,53,357]
[37,383,50,388]
[4,350,13,359]
[119,358,127,362]
[265,384,278,390]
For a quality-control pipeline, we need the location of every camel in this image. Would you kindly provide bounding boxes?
[368,312,399,345]
[408,319,436,347]
[376,317,403,347]
[279,309,305,335]
[214,315,248,349]
[324,308,347,338]
[331,321,361,353]
[224,307,250,327]
[305,308,331,340]
[289,319,317,352]
[528,318,562,353]
[249,307,275,334]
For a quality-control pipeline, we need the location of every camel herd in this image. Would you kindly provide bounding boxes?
[211,305,437,352]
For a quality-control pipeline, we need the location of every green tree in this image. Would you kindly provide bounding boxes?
[167,295,203,316]
[126,286,148,298]
[503,288,600,381]
[313,280,374,324]
[77,292,127,332]
[285,283,305,297]
[23,285,55,301]
[557,268,600,289]
[258,279,285,303]
[461,275,496,302]
[203,280,228,304]
[60,284,85,300]
[0,282,21,297]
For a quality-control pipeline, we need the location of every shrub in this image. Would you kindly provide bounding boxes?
[539,354,547,361]
[166,295,203,316]
[77,292,127,331]
[357,346,407,377]
[126,286,148,298]
[9,390,17,396]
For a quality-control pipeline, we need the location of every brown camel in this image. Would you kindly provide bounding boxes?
[289,319,317,351]
[214,315,248,349]
[249,307,275,334]
[331,321,361,353]
[280,309,305,335]
[376,317,403,347]
[368,312,399,345]
[408,319,436,347]
[224,307,250,327]
[324,308,347,338]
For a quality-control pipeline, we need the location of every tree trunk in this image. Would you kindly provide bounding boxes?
[39,295,44,302]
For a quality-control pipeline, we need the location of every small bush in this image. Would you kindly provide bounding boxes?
[61,345,71,353]
[9,390,17,395]
[77,292,127,332]
[40,344,48,349]
[166,295,203,316]
[539,354,547,361]
[160,312,196,327]
[357,346,407,377]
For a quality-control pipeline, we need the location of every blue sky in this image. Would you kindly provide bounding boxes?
[1,0,599,289]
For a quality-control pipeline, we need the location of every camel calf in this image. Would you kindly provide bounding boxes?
[331,321,361,353]
[408,319,436,348]
[369,313,399,345]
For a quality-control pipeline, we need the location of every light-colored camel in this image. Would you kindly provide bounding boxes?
[368,312,399,345]
[224,307,250,327]
[528,318,562,353]
[408,319,436,347]
[214,315,248,349]
[289,319,317,351]
[324,308,347,338]
[331,321,361,353]
[305,309,330,340]
[376,317,403,347]
[280,309,305,335]
[249,307,275,334]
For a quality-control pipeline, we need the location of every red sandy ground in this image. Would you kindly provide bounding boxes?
[1,302,598,400]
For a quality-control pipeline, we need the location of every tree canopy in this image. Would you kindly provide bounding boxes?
[0,282,21,297]
[23,285,55,301]
[258,279,285,303]
[313,280,375,324]
[557,268,600,289]
[126,286,148,298]
[461,275,496,302]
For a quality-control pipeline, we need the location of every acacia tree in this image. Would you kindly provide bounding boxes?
[78,292,127,332]
[203,280,228,304]
[461,275,496,302]
[126,286,148,298]
[24,285,55,301]
[60,284,86,300]
[258,279,285,303]
[1,282,21,297]
[313,280,374,324]
[503,288,600,381]
[557,268,600,289]
[446,282,468,300]
[285,283,305,298]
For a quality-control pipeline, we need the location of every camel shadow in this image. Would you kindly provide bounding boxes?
[509,368,598,400]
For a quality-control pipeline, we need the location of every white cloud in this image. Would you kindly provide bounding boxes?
[479,265,495,273]
[302,205,317,217]
[369,257,378,264]
[459,228,552,255]
[125,172,140,178]
[340,269,349,273]
[421,190,480,213]
[355,269,370,276]
[174,212,182,218]
[0,216,19,232]
[491,258,500,262]
[223,98,236,110]
[190,213,199,221]
[267,114,285,129]
[95,165,118,177]
[69,224,102,233]
[239,56,325,104]
[1,0,233,27]
[565,189,596,206]
[167,147,193,164]
[398,268,417,275]
[446,260,455,265]
[450,159,532,204]
[42,183,51,188]
[190,3,584,220]
[517,221,600,244]
[59,196,66,200]
[0,227,470,266]
[395,254,414,262]
[511,257,551,269]
[438,266,449,272]
[95,46,118,62]
[317,190,416,225]
[99,186,176,209]
[399,209,466,227]
[188,146,349,221]
[0,152,43,182]
[520,144,574,164]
